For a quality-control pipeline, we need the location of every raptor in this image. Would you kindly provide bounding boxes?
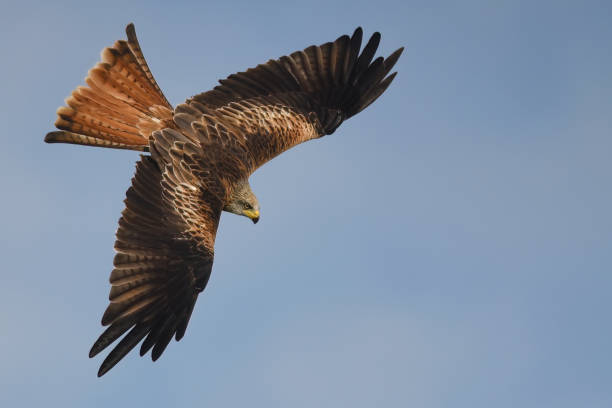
[46,23,403,376]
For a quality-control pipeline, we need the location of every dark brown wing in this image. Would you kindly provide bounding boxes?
[177,28,402,169]
[90,130,226,377]
[173,96,320,174]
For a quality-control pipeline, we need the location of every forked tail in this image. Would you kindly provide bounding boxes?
[45,23,173,151]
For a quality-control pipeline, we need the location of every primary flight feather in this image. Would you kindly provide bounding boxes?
[45,23,403,376]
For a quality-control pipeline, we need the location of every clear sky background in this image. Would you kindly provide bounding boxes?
[1,0,611,406]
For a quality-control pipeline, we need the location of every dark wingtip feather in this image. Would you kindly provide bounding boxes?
[44,131,60,143]
[140,317,171,357]
[140,341,153,356]
[98,363,111,377]
[365,32,381,56]
[382,47,404,78]
[366,32,381,52]
[175,301,196,341]
[350,27,363,55]
[139,331,155,356]
[97,324,149,377]
[90,322,131,358]
[125,22,136,39]
[151,338,171,361]
[384,71,398,84]
[101,308,114,326]
[151,320,179,361]
[343,27,364,83]
[91,316,152,360]
[358,56,386,91]
[356,71,398,114]
[350,31,381,85]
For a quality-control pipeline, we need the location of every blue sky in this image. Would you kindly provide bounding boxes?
[1,0,611,406]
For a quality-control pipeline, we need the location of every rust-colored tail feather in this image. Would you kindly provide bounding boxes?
[45,23,173,151]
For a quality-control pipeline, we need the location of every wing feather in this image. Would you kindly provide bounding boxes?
[177,27,402,171]
[90,134,224,375]
[97,323,150,377]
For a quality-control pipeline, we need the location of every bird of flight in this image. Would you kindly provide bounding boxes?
[45,23,402,376]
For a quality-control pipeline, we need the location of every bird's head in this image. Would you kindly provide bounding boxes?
[224,179,260,224]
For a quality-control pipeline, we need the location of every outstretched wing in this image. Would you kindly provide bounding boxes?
[175,27,403,170]
[90,131,225,377]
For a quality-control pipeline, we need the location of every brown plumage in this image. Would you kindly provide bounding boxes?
[45,23,403,377]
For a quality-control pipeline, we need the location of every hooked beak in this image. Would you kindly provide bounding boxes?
[243,209,260,224]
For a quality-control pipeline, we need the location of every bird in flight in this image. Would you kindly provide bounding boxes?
[46,23,402,376]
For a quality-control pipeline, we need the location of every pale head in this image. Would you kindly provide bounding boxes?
[224,179,260,223]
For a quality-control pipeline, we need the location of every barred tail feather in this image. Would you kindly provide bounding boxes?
[45,23,173,151]
[45,131,149,151]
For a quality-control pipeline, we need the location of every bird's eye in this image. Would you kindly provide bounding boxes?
[244,203,252,210]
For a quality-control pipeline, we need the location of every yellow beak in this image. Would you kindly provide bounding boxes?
[243,209,260,224]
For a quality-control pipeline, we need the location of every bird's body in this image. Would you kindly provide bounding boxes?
[45,23,402,376]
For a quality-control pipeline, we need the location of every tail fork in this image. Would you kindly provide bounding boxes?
[45,23,173,151]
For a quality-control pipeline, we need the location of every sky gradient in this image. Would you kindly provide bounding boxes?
[1,0,611,406]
